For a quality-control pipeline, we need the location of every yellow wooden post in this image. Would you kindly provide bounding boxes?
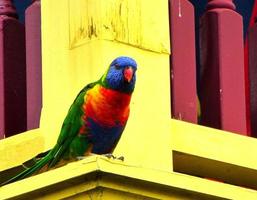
[40,0,172,171]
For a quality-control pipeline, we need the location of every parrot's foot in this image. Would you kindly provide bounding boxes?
[117,156,124,161]
[103,153,116,159]
[102,154,125,161]
[77,154,124,161]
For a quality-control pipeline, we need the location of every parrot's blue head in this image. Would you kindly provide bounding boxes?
[102,56,137,93]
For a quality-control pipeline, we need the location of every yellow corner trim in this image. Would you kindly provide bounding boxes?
[1,156,257,199]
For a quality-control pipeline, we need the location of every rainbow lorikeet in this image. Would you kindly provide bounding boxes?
[2,56,137,185]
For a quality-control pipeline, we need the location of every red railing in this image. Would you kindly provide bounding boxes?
[199,0,249,135]
[1,0,257,138]
[169,0,198,124]
[170,0,254,136]
[247,0,257,138]
[25,0,42,131]
[0,0,41,139]
[0,0,26,139]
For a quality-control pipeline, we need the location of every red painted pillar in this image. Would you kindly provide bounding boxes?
[0,0,27,139]
[25,0,42,130]
[169,0,198,123]
[247,0,257,137]
[199,0,248,135]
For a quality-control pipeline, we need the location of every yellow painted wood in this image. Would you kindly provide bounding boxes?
[171,119,257,190]
[68,0,170,53]
[1,156,257,199]
[0,129,44,171]
[71,188,158,200]
[40,0,172,172]
[171,119,257,170]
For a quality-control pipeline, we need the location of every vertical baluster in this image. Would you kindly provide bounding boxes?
[169,0,198,123]
[199,0,248,135]
[0,0,27,139]
[25,0,42,130]
[248,1,257,137]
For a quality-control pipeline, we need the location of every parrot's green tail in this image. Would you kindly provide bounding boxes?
[1,152,53,186]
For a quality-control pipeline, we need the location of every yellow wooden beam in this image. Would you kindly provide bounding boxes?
[171,119,257,169]
[0,129,44,171]
[172,119,257,190]
[1,156,257,199]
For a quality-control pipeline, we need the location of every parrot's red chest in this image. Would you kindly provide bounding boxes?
[82,85,132,127]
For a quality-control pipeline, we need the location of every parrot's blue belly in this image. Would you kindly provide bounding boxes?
[86,117,125,154]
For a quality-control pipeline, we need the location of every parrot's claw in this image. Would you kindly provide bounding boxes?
[117,156,124,161]
[103,153,116,159]
[102,154,124,161]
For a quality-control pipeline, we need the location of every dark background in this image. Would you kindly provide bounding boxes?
[13,0,32,23]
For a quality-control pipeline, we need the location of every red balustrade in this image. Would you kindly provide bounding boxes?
[247,0,257,137]
[0,0,27,139]
[169,0,198,123]
[25,0,42,131]
[199,0,249,135]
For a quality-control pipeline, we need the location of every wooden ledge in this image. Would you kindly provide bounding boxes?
[171,119,257,190]
[1,155,257,199]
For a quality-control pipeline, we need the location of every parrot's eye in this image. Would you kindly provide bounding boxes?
[115,64,121,70]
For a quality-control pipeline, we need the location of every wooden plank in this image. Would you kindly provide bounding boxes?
[0,1,27,138]
[199,0,248,135]
[68,0,170,53]
[169,0,198,123]
[246,0,257,137]
[25,0,42,130]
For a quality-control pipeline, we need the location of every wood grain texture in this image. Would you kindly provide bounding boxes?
[68,0,170,53]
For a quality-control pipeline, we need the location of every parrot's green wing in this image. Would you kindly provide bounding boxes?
[48,81,98,167]
[1,82,98,186]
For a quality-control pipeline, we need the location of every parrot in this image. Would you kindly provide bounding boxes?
[1,56,137,186]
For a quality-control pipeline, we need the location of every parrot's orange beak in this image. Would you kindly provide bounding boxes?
[124,66,133,83]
